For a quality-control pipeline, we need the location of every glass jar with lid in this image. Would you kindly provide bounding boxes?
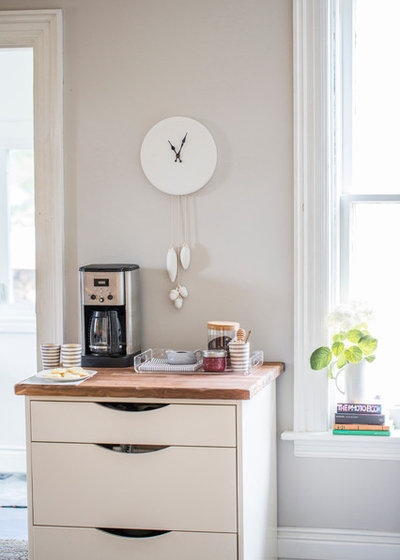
[207,321,240,363]
[202,349,227,372]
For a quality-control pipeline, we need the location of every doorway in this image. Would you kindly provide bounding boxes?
[0,46,34,544]
[0,47,35,473]
[0,10,63,548]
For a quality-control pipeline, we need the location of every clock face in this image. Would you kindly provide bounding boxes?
[140,116,217,195]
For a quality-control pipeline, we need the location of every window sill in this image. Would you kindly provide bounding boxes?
[0,316,36,333]
[281,430,400,461]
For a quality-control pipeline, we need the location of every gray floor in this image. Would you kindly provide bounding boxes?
[0,538,28,560]
[0,474,28,540]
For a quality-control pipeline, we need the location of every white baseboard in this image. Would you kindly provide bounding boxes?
[0,447,26,473]
[278,527,400,560]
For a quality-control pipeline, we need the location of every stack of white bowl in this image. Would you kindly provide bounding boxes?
[40,344,61,370]
[61,344,82,367]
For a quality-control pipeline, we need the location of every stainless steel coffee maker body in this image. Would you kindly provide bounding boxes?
[80,264,141,367]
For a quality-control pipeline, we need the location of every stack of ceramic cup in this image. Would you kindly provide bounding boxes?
[61,344,82,367]
[40,344,61,370]
[228,341,250,373]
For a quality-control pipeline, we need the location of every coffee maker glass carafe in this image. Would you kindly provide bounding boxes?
[89,310,122,356]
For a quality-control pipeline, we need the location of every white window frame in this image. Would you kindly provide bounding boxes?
[292,0,338,433]
[339,0,400,301]
[282,0,400,461]
[0,11,64,350]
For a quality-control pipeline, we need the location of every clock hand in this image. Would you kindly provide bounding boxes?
[176,132,188,163]
[168,140,182,163]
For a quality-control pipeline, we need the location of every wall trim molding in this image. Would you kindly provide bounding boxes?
[293,0,338,432]
[0,446,26,474]
[278,526,400,560]
[0,10,64,362]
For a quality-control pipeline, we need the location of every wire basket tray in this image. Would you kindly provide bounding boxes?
[134,348,264,375]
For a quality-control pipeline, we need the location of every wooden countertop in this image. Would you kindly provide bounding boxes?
[14,362,284,400]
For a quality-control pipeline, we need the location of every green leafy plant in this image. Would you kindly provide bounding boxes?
[310,303,378,378]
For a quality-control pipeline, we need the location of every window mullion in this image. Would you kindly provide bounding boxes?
[341,193,400,202]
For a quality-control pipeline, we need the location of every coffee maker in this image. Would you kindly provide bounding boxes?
[80,264,141,367]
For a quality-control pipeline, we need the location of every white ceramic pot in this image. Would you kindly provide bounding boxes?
[344,360,367,403]
[228,342,250,373]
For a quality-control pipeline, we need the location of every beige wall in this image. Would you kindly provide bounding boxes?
[63,0,293,355]
[60,0,293,357]
[2,0,399,539]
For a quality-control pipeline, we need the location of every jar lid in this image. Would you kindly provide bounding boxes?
[203,349,227,358]
[207,321,240,331]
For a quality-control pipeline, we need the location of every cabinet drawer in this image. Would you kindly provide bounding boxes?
[32,442,237,533]
[31,401,236,447]
[33,526,237,560]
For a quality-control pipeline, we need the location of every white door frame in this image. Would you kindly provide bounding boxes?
[0,10,63,472]
[0,10,64,354]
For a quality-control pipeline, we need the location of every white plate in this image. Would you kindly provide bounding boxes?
[36,369,97,382]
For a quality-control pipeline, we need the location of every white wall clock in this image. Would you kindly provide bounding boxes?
[140,116,217,310]
[140,116,217,195]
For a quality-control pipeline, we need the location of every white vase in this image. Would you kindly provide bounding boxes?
[344,361,367,403]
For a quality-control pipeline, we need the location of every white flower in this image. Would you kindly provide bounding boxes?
[328,301,375,331]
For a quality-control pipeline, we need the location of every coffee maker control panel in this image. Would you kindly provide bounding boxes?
[82,271,125,306]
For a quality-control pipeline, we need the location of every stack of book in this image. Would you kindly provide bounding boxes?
[333,403,391,436]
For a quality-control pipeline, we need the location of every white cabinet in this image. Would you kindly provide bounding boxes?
[30,401,236,446]
[32,443,237,532]
[33,527,238,560]
[25,384,277,559]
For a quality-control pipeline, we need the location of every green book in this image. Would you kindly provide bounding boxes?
[333,429,391,436]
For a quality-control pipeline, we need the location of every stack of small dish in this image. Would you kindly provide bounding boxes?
[40,344,61,370]
[60,344,82,368]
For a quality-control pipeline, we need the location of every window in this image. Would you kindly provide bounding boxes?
[0,10,64,348]
[6,149,35,305]
[0,48,35,330]
[0,10,63,473]
[287,1,400,458]
[340,0,400,403]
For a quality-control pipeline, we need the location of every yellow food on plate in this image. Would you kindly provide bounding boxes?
[40,366,90,380]
[62,371,80,379]
[42,367,84,377]
[42,370,66,378]
[65,367,88,377]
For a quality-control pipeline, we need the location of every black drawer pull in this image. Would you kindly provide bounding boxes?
[96,443,169,454]
[96,403,169,412]
[97,528,171,539]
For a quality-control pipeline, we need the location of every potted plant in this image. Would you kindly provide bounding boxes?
[310,302,377,402]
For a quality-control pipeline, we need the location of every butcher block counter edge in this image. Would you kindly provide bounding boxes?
[14,362,284,400]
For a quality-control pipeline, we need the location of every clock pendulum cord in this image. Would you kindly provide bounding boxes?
[166,195,178,283]
[180,195,191,270]
[167,195,189,309]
